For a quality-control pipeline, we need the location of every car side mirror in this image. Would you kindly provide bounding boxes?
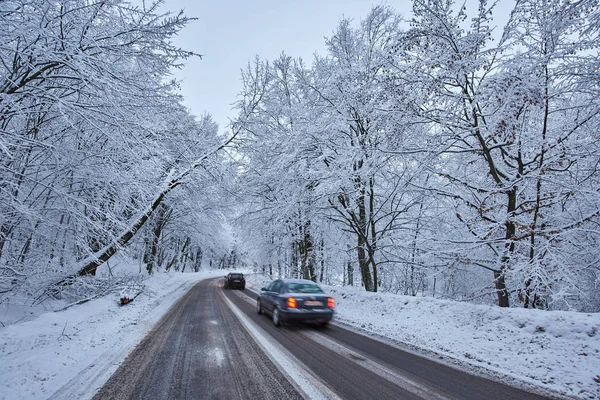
[261,287,267,291]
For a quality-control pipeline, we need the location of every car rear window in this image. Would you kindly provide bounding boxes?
[230,274,244,279]
[286,283,323,294]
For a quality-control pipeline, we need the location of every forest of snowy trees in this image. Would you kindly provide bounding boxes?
[0,0,235,305]
[1,0,599,312]
[231,0,600,312]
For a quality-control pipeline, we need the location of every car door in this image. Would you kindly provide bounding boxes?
[269,280,284,312]
[261,280,277,312]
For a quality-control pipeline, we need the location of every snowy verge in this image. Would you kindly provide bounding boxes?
[327,285,600,400]
[0,269,224,400]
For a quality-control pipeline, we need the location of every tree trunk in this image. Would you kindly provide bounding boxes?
[319,239,325,283]
[299,222,316,282]
[357,188,373,291]
[368,175,378,292]
[0,223,12,264]
[346,244,354,285]
[146,204,168,274]
[525,64,550,309]
[494,269,509,308]
[496,187,517,307]
[291,241,299,278]
[179,237,191,272]
[194,248,203,272]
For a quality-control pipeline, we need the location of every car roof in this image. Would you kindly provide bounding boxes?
[280,278,319,284]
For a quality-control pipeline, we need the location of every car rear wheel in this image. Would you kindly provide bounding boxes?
[272,307,281,327]
[256,299,262,314]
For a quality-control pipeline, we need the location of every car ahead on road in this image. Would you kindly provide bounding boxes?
[256,278,334,327]
[224,273,245,290]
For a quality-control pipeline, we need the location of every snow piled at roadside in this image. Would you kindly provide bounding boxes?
[0,269,224,400]
[1,270,599,400]
[326,285,600,400]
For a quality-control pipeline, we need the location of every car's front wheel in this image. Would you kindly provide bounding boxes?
[272,307,281,327]
[256,298,262,315]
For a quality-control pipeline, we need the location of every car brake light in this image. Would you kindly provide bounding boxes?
[287,297,297,308]
[327,298,335,308]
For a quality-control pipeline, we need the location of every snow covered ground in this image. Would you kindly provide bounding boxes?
[1,267,598,400]
[324,285,600,400]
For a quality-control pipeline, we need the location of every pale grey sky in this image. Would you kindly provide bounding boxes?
[161,1,393,132]
[161,1,512,133]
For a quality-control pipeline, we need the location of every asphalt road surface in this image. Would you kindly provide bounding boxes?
[93,278,557,400]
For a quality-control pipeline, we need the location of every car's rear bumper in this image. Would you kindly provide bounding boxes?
[279,308,334,323]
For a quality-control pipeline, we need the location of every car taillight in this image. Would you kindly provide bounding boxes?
[327,298,335,308]
[287,297,297,308]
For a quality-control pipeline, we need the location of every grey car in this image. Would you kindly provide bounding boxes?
[256,278,335,327]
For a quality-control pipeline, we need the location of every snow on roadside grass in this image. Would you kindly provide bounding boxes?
[325,284,600,400]
[0,269,224,400]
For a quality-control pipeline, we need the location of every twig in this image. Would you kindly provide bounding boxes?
[59,322,71,341]
[56,292,105,312]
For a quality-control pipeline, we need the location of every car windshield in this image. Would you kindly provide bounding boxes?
[286,283,323,294]
[230,274,243,279]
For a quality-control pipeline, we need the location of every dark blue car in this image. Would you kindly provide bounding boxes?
[256,278,335,327]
